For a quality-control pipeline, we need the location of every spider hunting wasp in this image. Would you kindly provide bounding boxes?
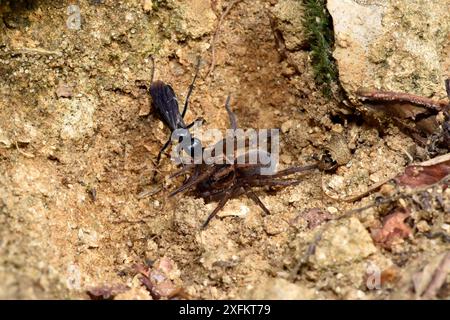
[149,56,203,164]
[148,56,318,229]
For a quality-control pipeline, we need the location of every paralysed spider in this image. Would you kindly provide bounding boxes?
[167,96,318,229]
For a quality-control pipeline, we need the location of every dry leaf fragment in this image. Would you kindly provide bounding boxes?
[380,265,400,286]
[136,257,187,300]
[395,158,450,188]
[371,207,412,248]
[299,208,332,229]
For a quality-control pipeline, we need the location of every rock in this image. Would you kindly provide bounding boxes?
[58,97,96,141]
[142,0,153,13]
[77,228,99,248]
[137,257,184,299]
[371,207,411,249]
[328,0,449,100]
[114,286,151,300]
[56,83,73,98]
[327,206,338,215]
[246,277,316,299]
[327,175,345,191]
[217,201,250,219]
[173,197,208,234]
[154,257,181,281]
[263,214,289,236]
[0,128,12,148]
[288,190,301,203]
[281,119,294,133]
[173,0,217,39]
[343,288,368,300]
[86,284,129,299]
[310,217,377,269]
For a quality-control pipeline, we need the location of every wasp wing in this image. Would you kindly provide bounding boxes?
[150,80,186,131]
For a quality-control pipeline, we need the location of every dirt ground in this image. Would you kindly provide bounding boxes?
[0,0,448,299]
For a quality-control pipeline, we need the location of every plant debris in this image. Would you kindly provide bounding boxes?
[299,208,332,229]
[206,0,243,79]
[357,88,448,112]
[371,207,412,249]
[356,80,450,148]
[394,154,450,188]
[135,257,187,300]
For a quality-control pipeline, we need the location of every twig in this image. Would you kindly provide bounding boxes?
[321,175,395,202]
[12,129,34,158]
[445,79,450,99]
[422,252,450,299]
[10,47,62,56]
[137,186,162,199]
[14,140,34,158]
[357,88,448,112]
[290,233,321,280]
[424,232,450,243]
[419,152,450,166]
[321,153,450,202]
[205,0,243,79]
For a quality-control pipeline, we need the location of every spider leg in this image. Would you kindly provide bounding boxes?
[170,164,195,179]
[181,163,204,183]
[248,179,302,187]
[201,187,238,229]
[256,164,318,179]
[246,189,271,216]
[211,163,236,180]
[156,136,172,165]
[198,178,245,202]
[169,165,216,197]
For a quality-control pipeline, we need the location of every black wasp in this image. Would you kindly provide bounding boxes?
[148,56,203,164]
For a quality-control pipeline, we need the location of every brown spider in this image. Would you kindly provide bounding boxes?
[169,96,318,229]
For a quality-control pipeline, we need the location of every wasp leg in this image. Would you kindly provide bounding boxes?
[181,57,201,118]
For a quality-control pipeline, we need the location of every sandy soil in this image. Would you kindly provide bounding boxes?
[0,0,448,299]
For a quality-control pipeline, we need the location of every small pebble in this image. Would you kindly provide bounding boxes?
[281,120,294,133]
[327,206,338,214]
[416,220,430,233]
[142,0,153,13]
[56,83,73,98]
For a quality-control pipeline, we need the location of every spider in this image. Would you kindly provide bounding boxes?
[168,96,318,229]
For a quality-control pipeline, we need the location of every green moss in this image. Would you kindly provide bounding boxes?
[303,0,338,97]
